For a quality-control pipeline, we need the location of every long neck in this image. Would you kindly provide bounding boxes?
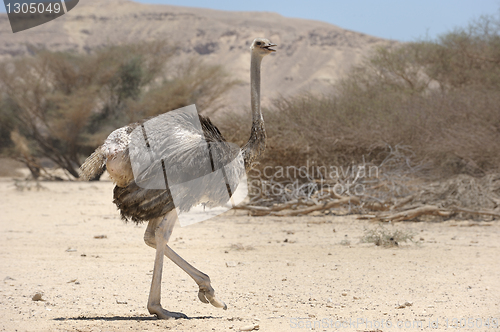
[242,53,266,171]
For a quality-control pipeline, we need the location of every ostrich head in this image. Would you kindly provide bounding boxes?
[250,38,277,57]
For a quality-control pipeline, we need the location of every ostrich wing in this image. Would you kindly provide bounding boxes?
[114,105,243,223]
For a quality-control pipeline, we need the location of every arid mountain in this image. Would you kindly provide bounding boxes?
[0,0,392,111]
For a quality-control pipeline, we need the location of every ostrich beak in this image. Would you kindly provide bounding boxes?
[264,43,277,52]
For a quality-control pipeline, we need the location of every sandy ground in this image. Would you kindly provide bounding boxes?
[1,178,499,332]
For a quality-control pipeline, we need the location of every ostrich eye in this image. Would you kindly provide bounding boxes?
[256,42,262,46]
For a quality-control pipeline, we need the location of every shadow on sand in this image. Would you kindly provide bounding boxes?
[54,315,219,321]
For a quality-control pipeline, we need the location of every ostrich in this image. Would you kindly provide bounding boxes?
[80,38,276,319]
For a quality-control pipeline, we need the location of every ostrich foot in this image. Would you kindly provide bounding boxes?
[148,304,188,320]
[198,284,227,310]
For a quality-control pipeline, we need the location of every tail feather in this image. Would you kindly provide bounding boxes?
[80,146,107,181]
[113,183,175,223]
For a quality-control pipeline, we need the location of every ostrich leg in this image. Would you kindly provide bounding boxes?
[144,220,227,310]
[147,211,187,319]
[165,246,227,309]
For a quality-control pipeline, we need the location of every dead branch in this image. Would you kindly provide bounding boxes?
[362,204,500,222]
[271,196,360,217]
[448,206,500,219]
[371,205,452,222]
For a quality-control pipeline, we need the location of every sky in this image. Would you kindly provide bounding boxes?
[1,1,499,41]
[131,0,500,41]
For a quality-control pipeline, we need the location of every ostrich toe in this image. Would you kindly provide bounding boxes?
[198,286,227,310]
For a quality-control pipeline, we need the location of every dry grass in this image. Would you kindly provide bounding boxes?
[361,225,416,247]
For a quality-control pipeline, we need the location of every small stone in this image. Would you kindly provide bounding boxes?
[239,323,259,331]
[94,235,107,239]
[32,292,44,301]
[286,262,295,266]
[404,301,413,307]
[341,292,347,296]
[116,299,127,304]
[65,248,77,252]
[226,261,238,267]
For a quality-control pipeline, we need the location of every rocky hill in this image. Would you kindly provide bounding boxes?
[0,0,392,111]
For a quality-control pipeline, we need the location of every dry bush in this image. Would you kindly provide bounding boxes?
[219,14,500,180]
[125,57,236,120]
[361,225,416,247]
[231,16,500,218]
[0,42,237,178]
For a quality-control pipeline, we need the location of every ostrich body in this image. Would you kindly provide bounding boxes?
[80,38,276,319]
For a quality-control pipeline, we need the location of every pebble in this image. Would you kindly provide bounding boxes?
[94,235,107,239]
[32,292,44,301]
[226,261,238,267]
[341,292,347,296]
[397,301,413,308]
[239,323,259,331]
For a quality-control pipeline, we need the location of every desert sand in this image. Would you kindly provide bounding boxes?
[0,178,499,331]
